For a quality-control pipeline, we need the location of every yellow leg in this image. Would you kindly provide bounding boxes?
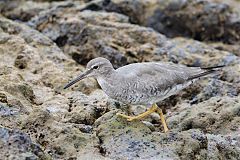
[155,104,169,133]
[116,104,158,121]
[116,103,169,133]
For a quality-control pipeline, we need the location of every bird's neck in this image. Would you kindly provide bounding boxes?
[96,70,116,90]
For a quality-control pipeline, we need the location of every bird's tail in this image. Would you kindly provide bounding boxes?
[187,65,225,81]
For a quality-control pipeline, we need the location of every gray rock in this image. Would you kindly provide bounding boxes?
[96,111,240,159]
[0,0,50,22]
[26,2,240,69]
[209,42,240,57]
[21,108,101,159]
[64,90,109,125]
[104,0,240,44]
[168,96,240,135]
[0,126,49,159]
[28,5,130,68]
[0,16,103,159]
[0,1,239,159]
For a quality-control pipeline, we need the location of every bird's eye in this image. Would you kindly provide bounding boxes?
[92,65,99,69]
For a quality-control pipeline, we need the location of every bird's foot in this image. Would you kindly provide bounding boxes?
[116,113,136,121]
[116,104,169,133]
[116,105,157,122]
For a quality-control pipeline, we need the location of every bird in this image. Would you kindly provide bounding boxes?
[64,57,224,132]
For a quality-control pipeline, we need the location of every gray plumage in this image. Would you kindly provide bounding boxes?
[64,57,222,106]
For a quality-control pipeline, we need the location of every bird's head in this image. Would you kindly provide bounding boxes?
[64,57,114,89]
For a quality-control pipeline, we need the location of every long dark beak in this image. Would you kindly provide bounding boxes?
[64,69,92,89]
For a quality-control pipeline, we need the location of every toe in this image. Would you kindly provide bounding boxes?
[164,128,169,133]
[127,118,134,121]
[116,113,131,119]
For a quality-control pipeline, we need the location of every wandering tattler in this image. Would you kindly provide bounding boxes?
[64,57,223,132]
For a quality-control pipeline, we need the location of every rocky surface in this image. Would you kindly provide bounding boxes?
[0,127,49,159]
[104,0,240,44]
[0,0,240,159]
